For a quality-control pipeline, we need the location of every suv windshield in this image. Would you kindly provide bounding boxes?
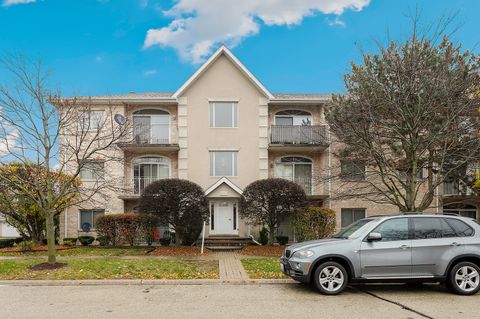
[333,218,374,239]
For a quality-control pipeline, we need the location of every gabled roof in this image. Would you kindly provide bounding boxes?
[205,177,243,196]
[173,45,274,99]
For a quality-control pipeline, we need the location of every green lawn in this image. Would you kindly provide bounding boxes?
[0,258,219,280]
[0,246,152,257]
[241,258,288,279]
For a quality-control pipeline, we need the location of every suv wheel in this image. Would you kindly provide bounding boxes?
[447,262,480,295]
[313,261,348,295]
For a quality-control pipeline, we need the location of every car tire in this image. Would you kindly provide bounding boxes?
[313,261,348,295]
[447,261,480,295]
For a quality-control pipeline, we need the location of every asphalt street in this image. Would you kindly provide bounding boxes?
[0,283,478,319]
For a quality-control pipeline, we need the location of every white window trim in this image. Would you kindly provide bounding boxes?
[79,160,105,182]
[210,151,238,177]
[209,102,238,128]
[131,156,172,179]
[132,113,171,144]
[274,114,312,125]
[78,209,105,231]
[82,110,105,132]
[274,156,314,193]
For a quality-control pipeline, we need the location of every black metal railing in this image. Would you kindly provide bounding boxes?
[270,125,329,145]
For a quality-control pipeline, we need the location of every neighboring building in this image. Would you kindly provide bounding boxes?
[0,215,19,238]
[57,46,479,242]
[442,163,480,220]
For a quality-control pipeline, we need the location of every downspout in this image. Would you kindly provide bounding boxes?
[200,221,206,254]
[435,175,439,214]
[327,124,332,209]
[64,209,68,239]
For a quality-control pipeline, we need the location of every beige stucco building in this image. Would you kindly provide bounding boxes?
[59,46,479,242]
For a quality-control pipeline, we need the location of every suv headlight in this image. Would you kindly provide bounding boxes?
[293,250,314,259]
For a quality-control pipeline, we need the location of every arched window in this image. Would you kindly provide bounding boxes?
[133,109,170,144]
[132,156,171,194]
[275,156,312,194]
[275,110,312,126]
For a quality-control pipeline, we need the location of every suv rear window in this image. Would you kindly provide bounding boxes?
[411,217,458,239]
[444,218,475,237]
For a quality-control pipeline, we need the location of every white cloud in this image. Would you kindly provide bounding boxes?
[0,129,18,156]
[2,0,36,6]
[144,69,157,76]
[326,16,346,28]
[144,0,370,63]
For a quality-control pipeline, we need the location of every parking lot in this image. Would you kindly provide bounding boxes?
[0,282,478,319]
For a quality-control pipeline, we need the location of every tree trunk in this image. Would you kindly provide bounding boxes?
[268,226,275,245]
[45,211,57,264]
[175,230,182,246]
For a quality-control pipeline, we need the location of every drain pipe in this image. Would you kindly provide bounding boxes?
[200,221,206,254]
[248,225,261,246]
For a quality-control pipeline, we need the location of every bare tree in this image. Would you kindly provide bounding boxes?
[325,19,480,212]
[0,54,130,264]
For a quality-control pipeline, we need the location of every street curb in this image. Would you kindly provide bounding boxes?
[0,279,297,286]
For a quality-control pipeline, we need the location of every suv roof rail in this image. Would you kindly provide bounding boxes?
[440,212,460,216]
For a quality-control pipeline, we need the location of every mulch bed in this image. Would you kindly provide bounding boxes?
[241,245,286,257]
[149,246,209,257]
[0,245,73,253]
[29,262,68,271]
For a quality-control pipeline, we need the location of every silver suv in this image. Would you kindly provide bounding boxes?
[280,214,480,295]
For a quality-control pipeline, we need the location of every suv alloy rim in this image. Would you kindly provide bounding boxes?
[319,266,344,292]
[455,266,479,292]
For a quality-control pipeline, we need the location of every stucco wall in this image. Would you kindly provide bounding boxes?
[179,54,265,191]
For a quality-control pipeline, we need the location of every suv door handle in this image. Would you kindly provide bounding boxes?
[450,242,462,246]
[399,245,409,250]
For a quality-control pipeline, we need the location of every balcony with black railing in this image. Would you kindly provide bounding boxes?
[120,176,170,198]
[277,175,313,195]
[118,123,179,152]
[269,125,329,150]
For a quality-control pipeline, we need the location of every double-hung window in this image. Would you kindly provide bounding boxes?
[341,160,366,181]
[80,160,105,180]
[79,209,105,230]
[81,110,104,130]
[209,102,238,128]
[210,151,238,176]
[341,208,366,228]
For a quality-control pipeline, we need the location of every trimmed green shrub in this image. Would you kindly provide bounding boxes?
[63,237,77,246]
[259,227,269,245]
[292,207,336,242]
[0,238,22,248]
[276,235,289,245]
[78,236,95,246]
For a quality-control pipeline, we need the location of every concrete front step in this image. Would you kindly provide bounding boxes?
[196,236,255,247]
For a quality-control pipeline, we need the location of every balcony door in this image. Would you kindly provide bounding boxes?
[275,156,312,194]
[133,109,170,144]
[132,157,170,195]
[275,110,311,126]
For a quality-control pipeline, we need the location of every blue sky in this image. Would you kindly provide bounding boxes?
[1,0,479,96]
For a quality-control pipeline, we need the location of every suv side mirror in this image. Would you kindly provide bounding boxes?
[367,232,382,242]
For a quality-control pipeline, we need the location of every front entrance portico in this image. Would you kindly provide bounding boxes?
[205,177,243,237]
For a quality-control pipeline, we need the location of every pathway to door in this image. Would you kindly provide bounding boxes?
[214,252,249,281]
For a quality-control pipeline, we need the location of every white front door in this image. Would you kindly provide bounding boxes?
[210,200,238,235]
